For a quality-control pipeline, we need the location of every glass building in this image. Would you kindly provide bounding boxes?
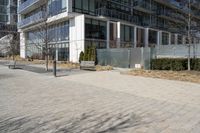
[18,0,200,62]
[0,0,17,38]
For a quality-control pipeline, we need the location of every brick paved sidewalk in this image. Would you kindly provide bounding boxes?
[0,65,200,133]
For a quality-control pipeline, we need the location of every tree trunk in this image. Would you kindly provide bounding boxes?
[45,54,49,71]
[188,45,191,71]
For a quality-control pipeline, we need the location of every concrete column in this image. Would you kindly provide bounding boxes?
[168,33,171,45]
[56,48,58,61]
[160,31,162,45]
[134,27,137,47]
[20,32,26,58]
[69,15,85,63]
[144,28,149,47]
[117,22,121,48]
[157,31,162,46]
[106,21,110,49]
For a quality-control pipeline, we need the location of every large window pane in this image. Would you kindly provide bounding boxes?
[137,28,144,47]
[83,0,89,11]
[149,30,157,47]
[162,32,169,45]
[85,18,107,40]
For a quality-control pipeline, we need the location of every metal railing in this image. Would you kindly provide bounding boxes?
[18,0,40,13]
[18,11,46,28]
[95,7,139,24]
[133,0,155,13]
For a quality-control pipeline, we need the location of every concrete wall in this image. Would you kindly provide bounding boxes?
[69,15,85,63]
[20,32,26,58]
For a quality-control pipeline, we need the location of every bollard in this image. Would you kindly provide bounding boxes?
[53,60,56,77]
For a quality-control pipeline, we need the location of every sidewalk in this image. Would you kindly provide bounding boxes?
[0,65,200,132]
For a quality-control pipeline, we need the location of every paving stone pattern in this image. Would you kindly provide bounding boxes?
[0,65,200,133]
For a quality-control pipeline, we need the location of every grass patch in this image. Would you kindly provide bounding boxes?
[126,70,200,84]
[95,65,113,71]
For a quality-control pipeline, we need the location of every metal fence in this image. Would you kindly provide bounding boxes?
[155,44,200,58]
[97,48,155,69]
[97,44,200,69]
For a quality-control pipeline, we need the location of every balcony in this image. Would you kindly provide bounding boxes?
[133,0,155,14]
[18,11,46,28]
[154,0,189,14]
[18,0,46,14]
[191,0,200,9]
[157,11,186,24]
[95,8,139,25]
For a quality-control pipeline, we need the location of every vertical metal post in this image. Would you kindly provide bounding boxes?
[53,60,56,77]
[188,0,191,71]
[128,49,131,68]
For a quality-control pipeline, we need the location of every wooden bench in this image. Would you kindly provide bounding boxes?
[7,61,25,69]
[80,61,96,71]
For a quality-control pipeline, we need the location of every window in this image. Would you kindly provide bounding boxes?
[83,0,89,12]
[120,24,134,48]
[48,21,69,42]
[171,34,175,45]
[149,30,157,47]
[73,0,97,15]
[85,18,107,40]
[162,32,169,45]
[0,15,8,22]
[48,0,67,16]
[120,24,134,42]
[137,28,144,47]
[178,35,182,45]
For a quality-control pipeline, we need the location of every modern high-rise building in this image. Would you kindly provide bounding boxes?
[0,0,18,56]
[18,0,200,62]
[0,0,17,38]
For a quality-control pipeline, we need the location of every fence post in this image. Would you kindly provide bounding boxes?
[141,47,144,69]
[53,60,56,77]
[128,49,131,68]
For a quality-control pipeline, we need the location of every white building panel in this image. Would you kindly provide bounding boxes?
[69,15,85,62]
[20,32,26,58]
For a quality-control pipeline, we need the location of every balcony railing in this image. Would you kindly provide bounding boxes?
[133,0,155,14]
[158,12,186,24]
[18,11,46,28]
[154,0,190,14]
[18,0,40,13]
[95,8,140,25]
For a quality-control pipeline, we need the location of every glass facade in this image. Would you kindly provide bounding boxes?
[26,21,69,61]
[85,18,107,49]
[85,18,107,40]
[48,0,67,16]
[48,21,69,42]
[109,22,117,48]
[85,40,106,49]
[162,32,169,45]
[0,0,17,38]
[72,0,95,15]
[149,30,157,47]
[136,28,144,47]
[120,24,134,48]
[171,34,175,45]
[178,35,182,45]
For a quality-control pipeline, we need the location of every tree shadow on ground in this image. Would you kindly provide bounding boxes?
[0,111,144,133]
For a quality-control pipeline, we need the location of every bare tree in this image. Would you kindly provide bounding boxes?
[26,19,57,71]
[0,33,19,60]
